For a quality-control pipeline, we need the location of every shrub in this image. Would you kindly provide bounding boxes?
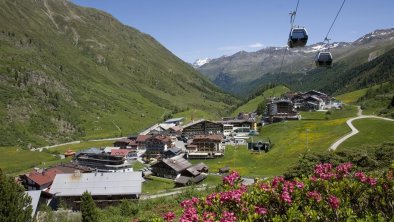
[162,164,393,221]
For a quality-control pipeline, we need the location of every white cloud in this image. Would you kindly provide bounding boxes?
[248,42,264,48]
[218,42,264,51]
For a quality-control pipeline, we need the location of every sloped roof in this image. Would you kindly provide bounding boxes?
[26,190,41,218]
[164,117,184,123]
[110,149,131,156]
[174,176,191,185]
[158,155,192,172]
[191,173,207,183]
[136,134,151,142]
[25,168,64,186]
[182,119,205,128]
[50,172,143,197]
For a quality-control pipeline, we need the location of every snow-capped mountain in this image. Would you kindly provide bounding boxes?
[192,58,211,68]
[197,28,394,97]
[354,28,394,45]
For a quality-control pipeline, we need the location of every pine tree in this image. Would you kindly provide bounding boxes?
[80,191,98,222]
[0,169,32,222]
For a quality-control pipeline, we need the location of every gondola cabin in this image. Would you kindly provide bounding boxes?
[315,51,333,68]
[288,27,308,48]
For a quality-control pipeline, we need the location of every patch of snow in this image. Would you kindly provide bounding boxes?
[193,58,211,68]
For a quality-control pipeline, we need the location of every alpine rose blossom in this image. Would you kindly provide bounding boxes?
[163,211,175,222]
[328,195,340,209]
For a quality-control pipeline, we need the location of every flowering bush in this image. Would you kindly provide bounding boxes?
[162,163,393,221]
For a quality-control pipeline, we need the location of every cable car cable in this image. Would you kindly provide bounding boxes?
[323,0,346,41]
[275,0,301,96]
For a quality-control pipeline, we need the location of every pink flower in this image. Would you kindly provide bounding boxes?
[203,212,216,222]
[314,163,335,180]
[307,191,322,202]
[220,211,237,222]
[180,207,199,222]
[336,162,352,178]
[223,171,241,187]
[255,205,268,215]
[328,195,340,209]
[281,190,292,204]
[163,211,175,222]
[366,177,377,186]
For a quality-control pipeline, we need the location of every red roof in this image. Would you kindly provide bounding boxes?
[25,168,64,186]
[136,134,151,142]
[110,149,131,156]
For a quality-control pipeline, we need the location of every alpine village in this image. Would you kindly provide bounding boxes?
[0,0,393,222]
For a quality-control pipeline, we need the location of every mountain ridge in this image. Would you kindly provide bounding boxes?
[0,0,238,147]
[197,28,394,97]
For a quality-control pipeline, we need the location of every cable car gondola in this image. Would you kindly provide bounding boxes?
[314,51,333,68]
[287,27,308,48]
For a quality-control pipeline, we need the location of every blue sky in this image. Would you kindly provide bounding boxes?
[72,0,394,63]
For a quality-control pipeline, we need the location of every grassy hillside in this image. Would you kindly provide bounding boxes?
[231,85,290,116]
[191,106,357,177]
[0,0,238,147]
[338,118,394,150]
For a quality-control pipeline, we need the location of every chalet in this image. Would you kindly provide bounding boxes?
[144,134,173,158]
[50,171,143,209]
[183,163,209,177]
[136,134,151,149]
[301,96,325,111]
[151,155,192,179]
[265,99,300,123]
[186,134,224,159]
[20,168,64,191]
[182,119,223,137]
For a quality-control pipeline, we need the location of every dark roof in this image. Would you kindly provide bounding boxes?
[219,166,230,173]
[114,138,132,144]
[174,176,192,185]
[186,163,209,176]
[161,155,192,172]
[76,148,102,156]
[191,173,207,183]
[165,147,182,155]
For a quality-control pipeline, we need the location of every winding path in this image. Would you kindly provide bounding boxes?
[329,106,394,150]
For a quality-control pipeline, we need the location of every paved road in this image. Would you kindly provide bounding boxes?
[329,106,394,150]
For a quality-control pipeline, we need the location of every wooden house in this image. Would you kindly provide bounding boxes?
[144,134,173,158]
[182,119,223,137]
[20,168,64,191]
[151,155,192,179]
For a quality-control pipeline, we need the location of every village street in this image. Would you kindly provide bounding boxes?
[329,106,394,150]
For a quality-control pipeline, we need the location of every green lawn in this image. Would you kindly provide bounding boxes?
[337,118,394,150]
[0,140,115,175]
[336,88,369,104]
[192,117,350,177]
[0,147,58,174]
[142,176,175,194]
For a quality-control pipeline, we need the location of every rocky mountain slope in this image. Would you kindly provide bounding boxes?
[0,0,237,147]
[198,28,394,97]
